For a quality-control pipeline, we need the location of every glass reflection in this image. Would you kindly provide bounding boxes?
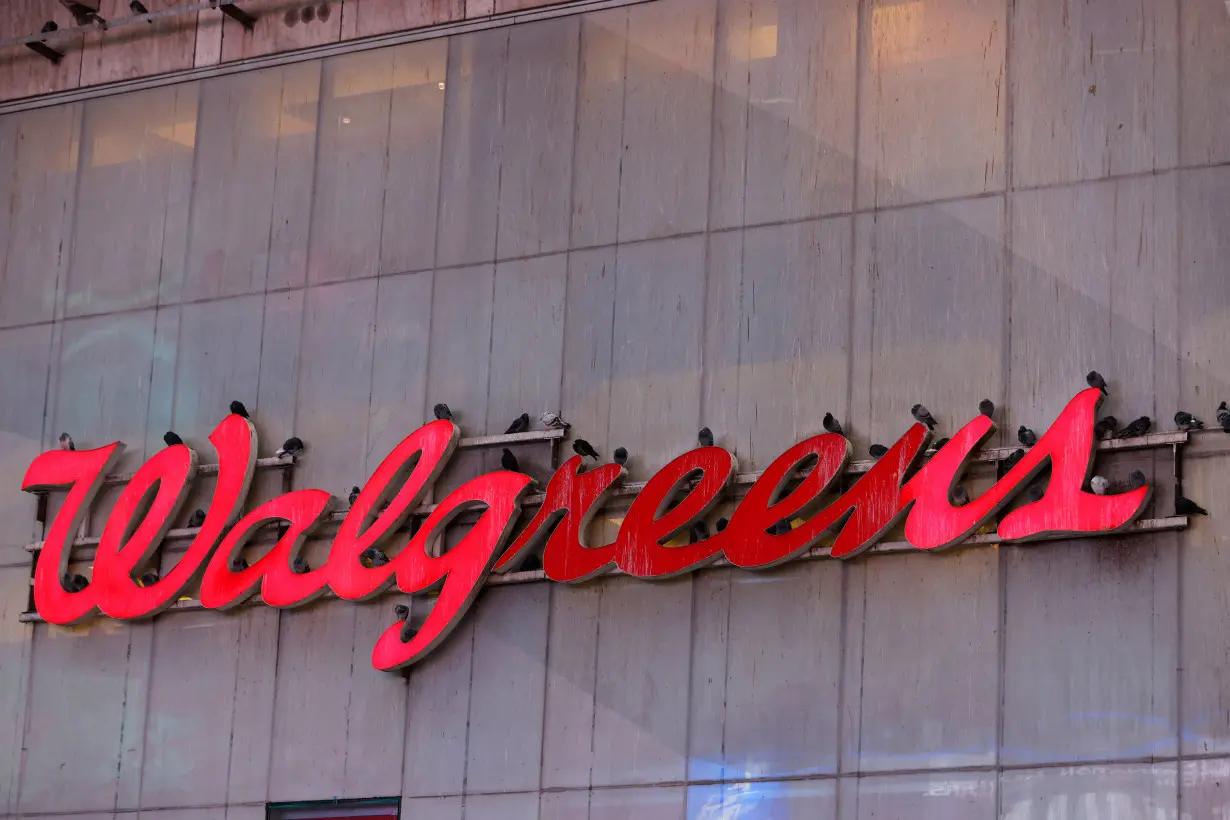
[687,780,836,818]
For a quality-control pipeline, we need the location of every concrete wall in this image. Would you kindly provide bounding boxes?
[1,0,1229,817]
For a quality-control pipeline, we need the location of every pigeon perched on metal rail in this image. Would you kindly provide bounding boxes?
[539,412,570,431]
[1116,416,1151,439]
[276,436,304,458]
[1094,416,1118,440]
[505,413,530,435]
[1175,411,1203,431]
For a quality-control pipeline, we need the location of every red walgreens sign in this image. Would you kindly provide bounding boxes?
[23,388,1149,672]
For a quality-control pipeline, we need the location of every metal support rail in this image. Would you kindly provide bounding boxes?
[1,1,255,53]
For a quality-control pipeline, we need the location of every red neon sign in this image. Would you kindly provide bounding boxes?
[22,389,1150,672]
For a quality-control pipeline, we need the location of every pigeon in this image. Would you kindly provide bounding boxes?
[1091,475,1110,496]
[1028,483,1045,502]
[291,556,310,574]
[433,403,454,422]
[715,517,729,533]
[163,431,183,447]
[952,485,970,506]
[60,1,105,26]
[698,427,715,447]
[1086,370,1108,395]
[979,399,995,419]
[186,509,206,528]
[229,400,249,419]
[500,448,520,472]
[1128,470,1147,490]
[869,444,889,458]
[394,603,410,621]
[613,446,628,466]
[58,432,75,451]
[1004,448,1026,470]
[348,486,361,506]
[1116,416,1151,439]
[1218,401,1230,432]
[276,436,304,458]
[573,439,599,460]
[1018,426,1038,447]
[689,520,709,544]
[139,571,159,587]
[130,0,149,14]
[229,556,249,572]
[1094,416,1119,441]
[539,412,571,431]
[1176,495,1208,516]
[771,518,791,535]
[823,413,844,435]
[505,413,530,434]
[62,573,88,592]
[1175,411,1204,431]
[911,404,938,430]
[360,547,389,568]
[42,21,58,33]
[932,437,950,452]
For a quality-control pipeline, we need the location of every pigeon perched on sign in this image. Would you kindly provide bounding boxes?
[58,432,75,451]
[348,486,360,506]
[500,448,520,472]
[62,573,88,592]
[187,509,206,528]
[1128,470,1146,489]
[715,517,729,533]
[698,427,715,447]
[1004,449,1026,470]
[1175,411,1203,431]
[163,431,183,447]
[771,518,791,535]
[978,399,994,419]
[1028,483,1045,502]
[869,444,888,458]
[1218,401,1230,432]
[613,446,628,466]
[911,404,938,430]
[291,556,310,574]
[573,439,599,460]
[394,603,410,621]
[229,556,249,572]
[229,400,249,419]
[276,437,304,458]
[1094,416,1118,440]
[932,437,950,452]
[823,413,843,435]
[505,413,530,434]
[1116,416,1151,439]
[139,571,159,587]
[1090,475,1110,495]
[1018,426,1037,447]
[539,412,570,431]
[952,485,970,506]
[1086,370,1108,395]
[433,403,454,422]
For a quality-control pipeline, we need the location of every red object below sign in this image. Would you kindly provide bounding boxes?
[22,389,1149,672]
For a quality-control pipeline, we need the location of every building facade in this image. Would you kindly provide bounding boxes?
[1,0,1229,817]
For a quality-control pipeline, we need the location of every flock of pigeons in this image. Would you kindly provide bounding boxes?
[49,371,1214,593]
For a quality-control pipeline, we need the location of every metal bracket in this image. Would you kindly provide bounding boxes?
[211,0,257,29]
